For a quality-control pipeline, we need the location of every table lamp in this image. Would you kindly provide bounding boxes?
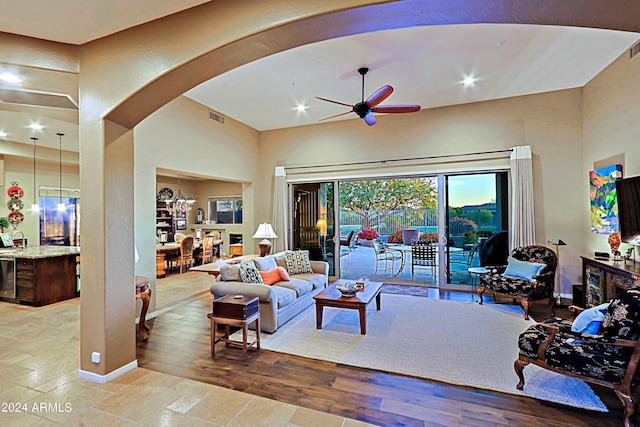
[253,223,277,256]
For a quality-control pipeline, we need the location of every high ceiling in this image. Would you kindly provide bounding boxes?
[0,1,639,151]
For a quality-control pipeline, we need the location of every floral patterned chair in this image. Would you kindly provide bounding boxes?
[477,245,557,320]
[516,286,640,427]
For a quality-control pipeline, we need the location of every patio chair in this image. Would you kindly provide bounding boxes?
[478,245,557,320]
[449,243,479,280]
[516,286,640,427]
[411,240,436,279]
[340,230,356,251]
[478,231,508,267]
[372,239,402,275]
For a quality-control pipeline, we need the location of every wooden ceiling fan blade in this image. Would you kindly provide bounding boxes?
[371,105,421,113]
[363,112,376,126]
[319,110,352,121]
[365,85,393,107]
[315,96,354,108]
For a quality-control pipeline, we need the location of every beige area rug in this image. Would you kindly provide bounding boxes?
[238,294,608,412]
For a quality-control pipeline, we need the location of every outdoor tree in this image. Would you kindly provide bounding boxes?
[339,178,437,229]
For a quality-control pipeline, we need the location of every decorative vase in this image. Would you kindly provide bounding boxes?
[608,232,621,257]
[359,239,374,247]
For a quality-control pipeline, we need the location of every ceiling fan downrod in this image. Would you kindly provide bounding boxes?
[358,67,369,102]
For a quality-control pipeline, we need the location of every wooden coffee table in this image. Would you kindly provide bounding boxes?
[313,280,383,335]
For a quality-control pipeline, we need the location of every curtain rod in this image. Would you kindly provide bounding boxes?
[284,148,513,171]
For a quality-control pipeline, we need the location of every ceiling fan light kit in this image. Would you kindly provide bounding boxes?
[317,67,421,126]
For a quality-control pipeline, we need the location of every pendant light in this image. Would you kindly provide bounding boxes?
[30,137,40,212]
[56,133,66,212]
[168,175,194,213]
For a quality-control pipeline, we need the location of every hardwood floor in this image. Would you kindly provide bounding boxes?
[137,288,625,426]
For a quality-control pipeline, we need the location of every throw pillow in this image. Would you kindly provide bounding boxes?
[284,250,313,275]
[219,264,241,281]
[277,266,291,281]
[502,257,546,282]
[239,261,263,284]
[259,268,281,285]
[571,302,609,334]
[254,256,278,271]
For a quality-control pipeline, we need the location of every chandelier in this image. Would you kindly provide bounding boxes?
[166,175,195,213]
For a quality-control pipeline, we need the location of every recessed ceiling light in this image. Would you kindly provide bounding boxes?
[461,74,478,87]
[0,131,7,138]
[28,123,44,130]
[295,104,308,113]
[0,72,22,84]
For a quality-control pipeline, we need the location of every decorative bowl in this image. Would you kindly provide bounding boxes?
[336,282,363,297]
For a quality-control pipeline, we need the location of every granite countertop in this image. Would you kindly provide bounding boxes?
[0,246,80,259]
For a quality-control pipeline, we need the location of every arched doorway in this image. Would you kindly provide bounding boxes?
[81,0,640,379]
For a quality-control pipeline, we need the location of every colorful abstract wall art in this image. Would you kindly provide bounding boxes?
[590,164,622,234]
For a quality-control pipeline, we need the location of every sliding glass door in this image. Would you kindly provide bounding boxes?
[445,172,508,285]
[288,172,508,286]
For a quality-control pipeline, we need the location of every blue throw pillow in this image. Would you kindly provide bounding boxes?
[571,303,609,334]
[502,257,546,282]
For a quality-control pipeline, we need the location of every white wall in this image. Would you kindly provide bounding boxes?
[583,49,640,257]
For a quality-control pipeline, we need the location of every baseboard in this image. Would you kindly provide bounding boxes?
[136,310,158,324]
[78,359,138,384]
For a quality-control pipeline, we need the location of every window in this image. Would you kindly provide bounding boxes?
[39,196,80,246]
[208,196,242,224]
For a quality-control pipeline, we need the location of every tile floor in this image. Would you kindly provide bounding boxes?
[0,270,373,426]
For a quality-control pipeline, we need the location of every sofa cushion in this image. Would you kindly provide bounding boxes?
[254,256,278,271]
[277,266,290,281]
[275,277,313,297]
[259,268,281,285]
[284,250,313,274]
[273,253,287,268]
[219,264,241,281]
[292,272,326,290]
[239,261,263,284]
[272,285,296,309]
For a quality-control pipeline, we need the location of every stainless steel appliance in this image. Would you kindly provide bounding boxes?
[0,258,16,299]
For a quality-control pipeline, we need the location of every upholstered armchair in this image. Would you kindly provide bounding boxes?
[516,286,640,427]
[477,245,557,320]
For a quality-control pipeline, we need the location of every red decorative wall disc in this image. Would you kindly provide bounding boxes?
[7,181,24,199]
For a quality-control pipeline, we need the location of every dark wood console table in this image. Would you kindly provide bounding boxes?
[580,256,640,307]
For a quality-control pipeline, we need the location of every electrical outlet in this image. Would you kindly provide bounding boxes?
[91,352,100,363]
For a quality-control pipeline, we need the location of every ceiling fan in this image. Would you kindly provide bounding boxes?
[316,67,421,126]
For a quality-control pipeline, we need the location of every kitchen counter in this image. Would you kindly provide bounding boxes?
[0,246,80,306]
[0,246,80,259]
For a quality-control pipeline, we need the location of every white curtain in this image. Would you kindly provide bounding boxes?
[510,145,536,249]
[272,166,288,253]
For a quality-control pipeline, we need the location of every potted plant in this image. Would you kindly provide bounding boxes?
[357,228,379,246]
[0,217,9,233]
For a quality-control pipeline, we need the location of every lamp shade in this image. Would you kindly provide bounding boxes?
[253,223,277,239]
[316,219,327,236]
[548,238,566,246]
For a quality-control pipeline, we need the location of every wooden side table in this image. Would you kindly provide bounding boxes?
[135,276,151,340]
[207,295,260,361]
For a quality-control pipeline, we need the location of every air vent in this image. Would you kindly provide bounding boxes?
[630,42,640,59]
[0,88,77,110]
[209,111,224,124]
